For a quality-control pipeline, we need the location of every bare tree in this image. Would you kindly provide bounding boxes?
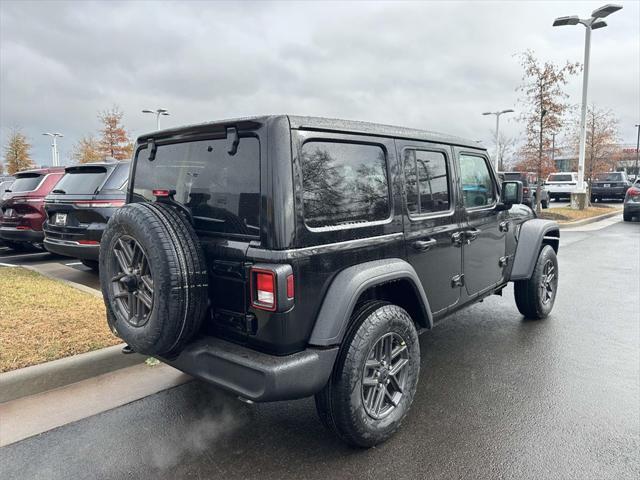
[516,50,580,212]
[570,105,620,194]
[3,129,34,174]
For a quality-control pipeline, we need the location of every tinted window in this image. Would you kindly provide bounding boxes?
[548,174,573,182]
[594,172,623,182]
[0,181,13,193]
[102,163,130,190]
[8,174,43,192]
[459,154,496,208]
[404,149,450,215]
[54,167,108,194]
[299,141,390,228]
[133,137,260,236]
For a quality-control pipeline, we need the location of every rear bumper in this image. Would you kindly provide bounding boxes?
[591,187,627,198]
[623,203,640,214]
[0,227,43,243]
[43,237,100,260]
[162,337,339,402]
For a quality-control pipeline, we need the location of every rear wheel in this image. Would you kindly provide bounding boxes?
[315,302,420,448]
[3,241,34,252]
[81,259,99,272]
[514,245,558,319]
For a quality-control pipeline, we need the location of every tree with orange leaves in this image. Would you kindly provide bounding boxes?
[98,106,133,160]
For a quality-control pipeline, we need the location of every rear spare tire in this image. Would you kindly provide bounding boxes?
[99,202,209,357]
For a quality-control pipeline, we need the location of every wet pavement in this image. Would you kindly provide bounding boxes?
[1,219,638,479]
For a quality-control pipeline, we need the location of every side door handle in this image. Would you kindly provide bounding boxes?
[412,238,437,251]
[499,221,510,233]
[465,228,481,243]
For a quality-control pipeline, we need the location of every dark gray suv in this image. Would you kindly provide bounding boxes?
[99,116,560,447]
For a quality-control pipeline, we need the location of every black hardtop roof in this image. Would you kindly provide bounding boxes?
[137,114,484,150]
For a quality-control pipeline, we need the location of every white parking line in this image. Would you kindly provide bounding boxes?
[65,262,83,266]
[0,262,18,267]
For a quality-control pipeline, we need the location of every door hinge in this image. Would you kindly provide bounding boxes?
[499,256,509,267]
[499,221,510,233]
[451,274,465,288]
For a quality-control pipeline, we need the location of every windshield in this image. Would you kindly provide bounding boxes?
[8,174,43,192]
[594,172,623,182]
[54,167,108,194]
[547,174,573,182]
[132,136,260,237]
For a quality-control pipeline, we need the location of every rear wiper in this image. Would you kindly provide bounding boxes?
[52,189,66,194]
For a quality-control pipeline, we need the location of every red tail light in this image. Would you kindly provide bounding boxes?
[78,240,100,245]
[523,187,529,194]
[152,189,171,197]
[16,226,31,230]
[251,268,276,311]
[628,187,640,196]
[286,274,294,299]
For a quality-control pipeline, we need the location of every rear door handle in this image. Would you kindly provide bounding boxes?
[412,238,437,251]
[465,228,481,243]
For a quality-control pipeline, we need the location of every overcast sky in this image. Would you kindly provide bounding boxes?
[1,0,638,167]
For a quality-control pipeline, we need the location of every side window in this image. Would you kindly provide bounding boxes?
[403,149,450,215]
[299,141,390,229]
[103,163,130,191]
[458,154,496,208]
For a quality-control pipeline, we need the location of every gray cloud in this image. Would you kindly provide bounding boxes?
[1,0,638,166]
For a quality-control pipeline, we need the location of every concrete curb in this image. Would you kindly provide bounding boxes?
[558,209,622,229]
[0,344,145,404]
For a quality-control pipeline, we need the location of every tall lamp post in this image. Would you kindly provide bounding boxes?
[142,108,170,130]
[553,3,623,209]
[482,109,514,171]
[635,124,640,179]
[42,132,63,167]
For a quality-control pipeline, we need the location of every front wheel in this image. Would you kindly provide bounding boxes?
[514,245,558,319]
[315,302,420,448]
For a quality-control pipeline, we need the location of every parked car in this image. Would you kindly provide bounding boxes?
[623,178,640,222]
[545,172,585,201]
[0,167,65,250]
[590,171,632,202]
[500,171,549,208]
[99,115,559,448]
[43,161,129,270]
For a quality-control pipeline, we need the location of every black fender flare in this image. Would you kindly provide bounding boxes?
[510,219,560,281]
[308,258,433,347]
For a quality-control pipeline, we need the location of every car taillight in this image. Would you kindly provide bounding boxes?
[78,240,100,245]
[286,274,294,299]
[628,187,640,195]
[523,187,529,194]
[251,268,276,311]
[73,200,126,208]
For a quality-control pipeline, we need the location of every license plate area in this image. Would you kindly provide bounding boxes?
[604,183,610,188]
[55,213,67,226]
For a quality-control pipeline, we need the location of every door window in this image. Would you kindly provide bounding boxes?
[459,154,496,208]
[404,149,450,215]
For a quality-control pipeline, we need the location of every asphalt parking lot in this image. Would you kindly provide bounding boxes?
[1,216,638,480]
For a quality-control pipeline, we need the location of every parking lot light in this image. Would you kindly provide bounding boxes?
[553,3,623,208]
[482,109,514,171]
[142,108,170,130]
[42,132,63,167]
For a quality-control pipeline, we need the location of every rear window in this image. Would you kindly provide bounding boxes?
[547,174,573,182]
[54,167,108,195]
[594,172,623,182]
[8,174,43,192]
[133,137,260,237]
[102,163,130,190]
[299,141,390,229]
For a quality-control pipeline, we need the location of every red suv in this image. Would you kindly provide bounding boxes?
[0,167,65,250]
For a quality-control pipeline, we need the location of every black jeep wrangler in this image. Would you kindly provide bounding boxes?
[100,115,559,447]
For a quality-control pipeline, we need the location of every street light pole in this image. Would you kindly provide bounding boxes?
[482,109,514,171]
[635,124,640,178]
[142,108,170,130]
[553,4,623,209]
[42,133,63,167]
[551,132,557,168]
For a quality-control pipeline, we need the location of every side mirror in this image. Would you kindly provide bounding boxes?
[497,180,523,210]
